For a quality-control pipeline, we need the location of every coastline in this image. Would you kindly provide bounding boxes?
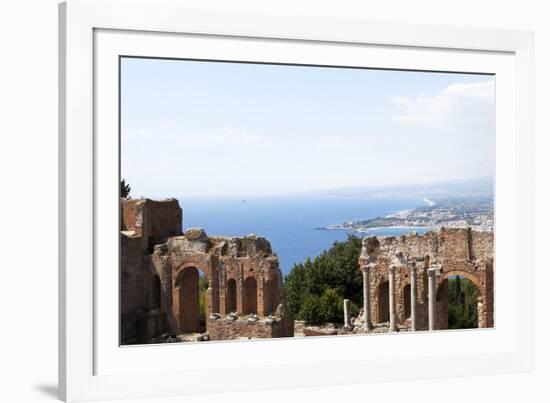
[316,195,494,234]
[317,197,433,233]
[318,224,432,234]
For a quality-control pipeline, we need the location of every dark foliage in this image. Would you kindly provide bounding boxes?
[284,235,362,324]
[199,274,208,315]
[447,277,479,329]
[120,179,131,198]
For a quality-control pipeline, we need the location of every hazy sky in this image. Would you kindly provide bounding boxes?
[121,57,495,198]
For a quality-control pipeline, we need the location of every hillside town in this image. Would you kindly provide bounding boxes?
[322,196,494,233]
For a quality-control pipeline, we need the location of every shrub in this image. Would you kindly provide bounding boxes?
[318,288,343,324]
[284,235,363,324]
[447,277,479,329]
[298,288,351,325]
[298,293,322,324]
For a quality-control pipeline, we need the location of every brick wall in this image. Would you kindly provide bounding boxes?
[361,228,494,330]
[207,316,285,340]
[121,199,293,343]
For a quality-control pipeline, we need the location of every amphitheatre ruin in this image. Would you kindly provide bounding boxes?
[120,198,494,344]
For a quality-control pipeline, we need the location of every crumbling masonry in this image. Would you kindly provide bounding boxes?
[121,198,493,342]
[121,198,293,344]
[358,228,494,331]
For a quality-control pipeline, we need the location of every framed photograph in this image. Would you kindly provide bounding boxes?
[59,0,534,401]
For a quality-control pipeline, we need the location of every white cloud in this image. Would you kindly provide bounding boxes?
[391,80,494,128]
[213,128,264,145]
[317,135,345,149]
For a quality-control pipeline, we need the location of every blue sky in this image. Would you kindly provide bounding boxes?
[121,57,494,198]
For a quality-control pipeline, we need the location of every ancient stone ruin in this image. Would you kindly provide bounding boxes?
[121,197,493,342]
[121,198,294,344]
[357,228,494,332]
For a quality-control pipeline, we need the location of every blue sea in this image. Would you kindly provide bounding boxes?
[180,196,430,276]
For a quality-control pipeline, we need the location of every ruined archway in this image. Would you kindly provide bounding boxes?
[243,277,258,315]
[359,229,494,332]
[437,271,482,330]
[226,278,237,314]
[446,276,479,329]
[174,266,208,334]
[378,281,389,323]
[133,222,293,342]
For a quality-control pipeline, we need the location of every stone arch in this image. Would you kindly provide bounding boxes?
[436,269,485,329]
[173,264,209,334]
[173,260,212,282]
[243,277,258,315]
[440,269,483,291]
[226,278,237,314]
[358,229,493,332]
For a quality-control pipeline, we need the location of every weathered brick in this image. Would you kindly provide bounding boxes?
[120,198,293,344]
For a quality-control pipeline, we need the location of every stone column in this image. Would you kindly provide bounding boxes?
[257,268,265,317]
[389,266,397,332]
[343,299,351,330]
[236,262,244,314]
[477,296,485,328]
[410,264,417,331]
[428,268,436,331]
[362,266,372,330]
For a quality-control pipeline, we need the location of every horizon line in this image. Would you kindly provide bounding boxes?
[126,174,494,200]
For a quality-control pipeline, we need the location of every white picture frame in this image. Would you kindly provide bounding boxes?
[59,0,534,401]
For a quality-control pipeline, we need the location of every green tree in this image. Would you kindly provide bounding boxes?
[451,276,461,304]
[318,288,344,324]
[199,275,209,315]
[298,293,322,324]
[120,178,131,198]
[447,277,479,329]
[284,235,363,324]
[284,260,310,319]
[297,289,346,325]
